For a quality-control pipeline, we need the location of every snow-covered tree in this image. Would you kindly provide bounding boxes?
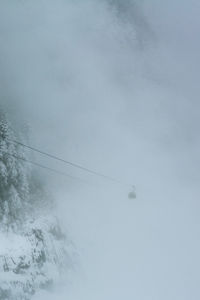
[0,110,30,228]
[0,110,73,300]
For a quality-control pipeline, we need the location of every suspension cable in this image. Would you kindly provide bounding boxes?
[7,138,134,188]
[3,151,94,186]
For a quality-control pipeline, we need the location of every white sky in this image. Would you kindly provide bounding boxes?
[1,1,200,299]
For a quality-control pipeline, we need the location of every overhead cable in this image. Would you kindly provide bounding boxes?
[3,151,92,186]
[7,138,134,188]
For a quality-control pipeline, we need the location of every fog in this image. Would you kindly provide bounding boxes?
[1,0,200,299]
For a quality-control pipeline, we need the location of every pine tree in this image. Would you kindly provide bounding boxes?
[0,111,30,228]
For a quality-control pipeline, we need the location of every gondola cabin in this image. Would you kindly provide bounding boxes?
[128,190,136,199]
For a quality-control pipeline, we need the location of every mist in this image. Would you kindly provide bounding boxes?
[1,0,200,299]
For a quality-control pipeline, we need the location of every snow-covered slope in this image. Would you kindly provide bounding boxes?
[0,112,76,299]
[0,216,75,300]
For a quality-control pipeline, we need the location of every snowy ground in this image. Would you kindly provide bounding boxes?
[0,217,75,299]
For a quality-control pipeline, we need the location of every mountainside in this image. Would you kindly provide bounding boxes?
[0,112,75,299]
[0,217,75,300]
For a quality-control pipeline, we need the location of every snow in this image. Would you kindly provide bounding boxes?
[0,216,75,300]
[0,232,30,259]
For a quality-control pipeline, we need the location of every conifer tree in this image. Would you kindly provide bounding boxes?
[0,111,30,228]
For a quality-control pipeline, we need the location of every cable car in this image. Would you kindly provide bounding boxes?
[128,187,136,199]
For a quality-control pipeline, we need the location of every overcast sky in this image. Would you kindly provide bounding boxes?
[1,1,200,299]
